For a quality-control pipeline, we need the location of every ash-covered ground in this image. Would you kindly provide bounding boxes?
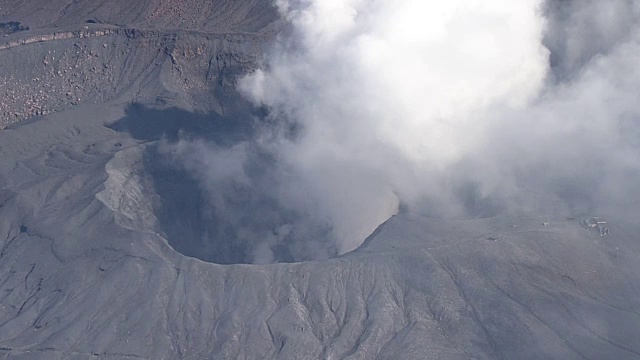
[1,1,640,359]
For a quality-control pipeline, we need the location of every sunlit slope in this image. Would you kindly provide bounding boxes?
[0,0,278,33]
[1,0,639,358]
[0,107,639,358]
[0,26,265,127]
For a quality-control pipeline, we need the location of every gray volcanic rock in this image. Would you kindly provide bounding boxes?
[0,25,267,127]
[1,95,639,359]
[1,112,640,358]
[0,0,279,34]
[0,1,640,359]
[0,0,277,128]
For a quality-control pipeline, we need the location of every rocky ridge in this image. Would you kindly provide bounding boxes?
[0,25,266,128]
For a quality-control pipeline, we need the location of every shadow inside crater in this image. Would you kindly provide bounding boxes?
[108,102,335,264]
[107,102,255,144]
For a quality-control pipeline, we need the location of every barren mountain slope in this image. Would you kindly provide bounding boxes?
[0,1,639,359]
[1,110,640,358]
[0,0,279,33]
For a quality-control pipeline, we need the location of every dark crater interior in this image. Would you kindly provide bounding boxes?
[109,103,336,264]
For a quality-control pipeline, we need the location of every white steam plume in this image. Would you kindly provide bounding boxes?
[241,0,550,253]
[167,0,640,262]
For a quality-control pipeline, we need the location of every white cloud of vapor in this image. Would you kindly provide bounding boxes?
[237,0,640,256]
[166,0,640,263]
[243,0,550,253]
